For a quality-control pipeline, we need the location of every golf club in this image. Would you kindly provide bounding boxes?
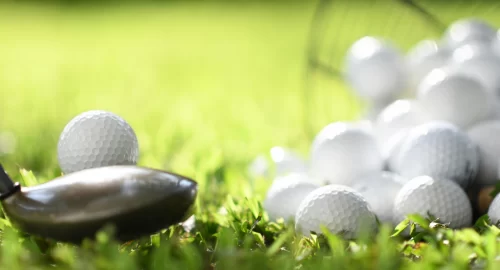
[0,164,198,244]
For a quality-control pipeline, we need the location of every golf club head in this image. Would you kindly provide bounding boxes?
[0,165,198,244]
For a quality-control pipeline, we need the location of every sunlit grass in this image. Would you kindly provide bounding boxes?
[1,1,500,269]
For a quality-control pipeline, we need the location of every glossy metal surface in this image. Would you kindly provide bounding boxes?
[0,165,197,243]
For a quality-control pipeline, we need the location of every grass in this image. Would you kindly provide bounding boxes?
[0,1,500,269]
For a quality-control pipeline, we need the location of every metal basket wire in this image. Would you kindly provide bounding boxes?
[303,0,500,137]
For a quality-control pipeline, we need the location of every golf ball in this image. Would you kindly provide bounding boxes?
[0,131,16,156]
[493,30,500,57]
[311,120,373,154]
[248,146,308,179]
[487,192,500,225]
[263,173,319,221]
[442,18,496,50]
[344,36,407,102]
[351,171,407,224]
[417,68,491,129]
[406,39,449,92]
[395,121,479,189]
[295,184,377,239]
[57,110,139,174]
[451,42,500,96]
[374,99,427,155]
[393,175,473,229]
[467,120,500,186]
[382,129,408,172]
[310,122,384,186]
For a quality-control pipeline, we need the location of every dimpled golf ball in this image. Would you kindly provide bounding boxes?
[406,40,449,92]
[351,171,407,224]
[417,68,491,128]
[467,120,500,186]
[395,121,479,188]
[451,42,500,96]
[310,122,384,186]
[263,173,319,221]
[442,18,496,50]
[393,176,473,229]
[57,110,139,174]
[344,36,407,102]
[295,184,377,239]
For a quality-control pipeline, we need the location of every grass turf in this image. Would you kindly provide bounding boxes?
[0,1,500,269]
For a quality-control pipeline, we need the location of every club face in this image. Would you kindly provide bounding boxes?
[1,165,198,243]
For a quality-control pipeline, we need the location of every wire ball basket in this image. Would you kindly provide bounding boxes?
[303,0,500,136]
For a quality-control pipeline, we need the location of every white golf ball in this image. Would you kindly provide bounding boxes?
[361,97,396,122]
[374,99,427,155]
[467,120,500,186]
[310,122,384,186]
[295,184,377,239]
[351,171,407,224]
[406,39,449,92]
[493,30,500,57]
[263,173,319,221]
[442,18,496,50]
[486,97,500,120]
[451,42,500,95]
[344,36,407,102]
[248,146,308,179]
[393,175,472,229]
[57,110,139,174]
[417,68,491,128]
[270,146,308,176]
[487,193,500,225]
[311,120,373,154]
[0,131,16,156]
[395,121,479,188]
[383,129,408,172]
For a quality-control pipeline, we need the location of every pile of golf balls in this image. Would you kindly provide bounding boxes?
[57,110,139,174]
[259,17,500,239]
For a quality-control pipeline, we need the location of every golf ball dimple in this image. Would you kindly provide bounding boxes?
[263,173,319,221]
[295,184,377,239]
[395,121,479,189]
[393,175,473,229]
[351,171,407,224]
[57,110,139,174]
[344,36,407,102]
[417,68,491,128]
[442,18,496,50]
[310,122,384,186]
[467,120,500,186]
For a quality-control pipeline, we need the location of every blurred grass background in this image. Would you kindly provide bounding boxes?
[1,1,500,269]
[0,0,500,203]
[0,1,326,206]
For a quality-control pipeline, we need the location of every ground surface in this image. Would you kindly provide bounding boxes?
[1,1,500,269]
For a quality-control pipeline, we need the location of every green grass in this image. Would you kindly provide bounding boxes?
[0,1,500,269]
